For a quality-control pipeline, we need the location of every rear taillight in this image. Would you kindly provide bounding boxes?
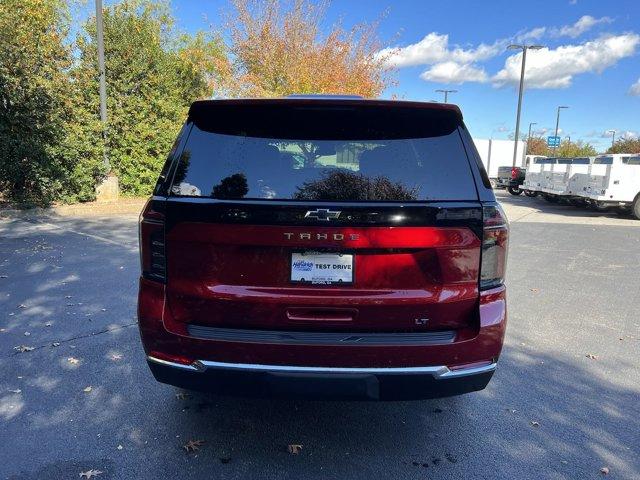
[139,199,166,283]
[480,204,509,290]
[510,167,518,179]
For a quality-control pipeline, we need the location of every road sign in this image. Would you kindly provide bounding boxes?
[547,136,561,147]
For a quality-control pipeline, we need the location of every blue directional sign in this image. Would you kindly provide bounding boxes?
[547,136,561,147]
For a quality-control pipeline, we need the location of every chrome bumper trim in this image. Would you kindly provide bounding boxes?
[147,356,497,379]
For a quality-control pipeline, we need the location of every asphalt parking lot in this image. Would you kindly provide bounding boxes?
[1,191,639,480]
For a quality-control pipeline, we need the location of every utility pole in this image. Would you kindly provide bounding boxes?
[435,89,457,103]
[96,0,109,171]
[507,44,545,166]
[607,129,616,149]
[527,122,537,154]
[553,106,569,154]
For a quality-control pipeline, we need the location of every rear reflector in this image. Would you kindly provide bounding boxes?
[139,200,166,283]
[480,204,509,290]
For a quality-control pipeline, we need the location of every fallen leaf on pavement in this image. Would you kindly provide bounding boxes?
[14,345,34,353]
[68,357,80,365]
[530,421,540,427]
[83,386,92,393]
[45,322,52,327]
[586,354,598,360]
[175,392,191,400]
[117,445,123,450]
[52,342,60,347]
[8,389,21,394]
[110,354,123,361]
[79,469,103,479]
[183,439,205,452]
[287,444,303,454]
[18,304,27,309]
[600,467,609,475]
[24,332,30,336]
[530,288,539,293]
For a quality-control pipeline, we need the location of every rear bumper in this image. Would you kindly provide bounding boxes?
[147,356,496,400]
[138,278,507,400]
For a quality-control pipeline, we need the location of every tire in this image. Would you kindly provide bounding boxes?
[543,194,559,203]
[569,199,585,207]
[524,190,537,197]
[508,186,523,195]
[633,195,640,220]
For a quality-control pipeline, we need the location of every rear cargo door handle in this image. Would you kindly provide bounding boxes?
[286,308,356,323]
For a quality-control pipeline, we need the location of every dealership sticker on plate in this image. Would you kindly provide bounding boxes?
[291,252,353,284]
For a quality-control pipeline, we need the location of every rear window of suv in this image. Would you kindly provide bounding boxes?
[169,101,478,202]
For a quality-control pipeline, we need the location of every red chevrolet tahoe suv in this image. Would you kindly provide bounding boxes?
[138,96,508,400]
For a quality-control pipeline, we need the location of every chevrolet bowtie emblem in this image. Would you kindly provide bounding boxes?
[304,209,341,221]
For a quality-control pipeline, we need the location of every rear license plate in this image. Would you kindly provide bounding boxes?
[291,252,354,285]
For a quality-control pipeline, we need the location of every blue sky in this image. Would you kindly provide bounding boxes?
[81,0,640,150]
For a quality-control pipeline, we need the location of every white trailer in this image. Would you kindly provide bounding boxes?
[581,154,640,218]
[521,156,554,196]
[566,157,595,199]
[472,138,526,180]
[542,157,591,197]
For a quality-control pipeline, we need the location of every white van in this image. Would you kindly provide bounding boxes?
[582,154,640,218]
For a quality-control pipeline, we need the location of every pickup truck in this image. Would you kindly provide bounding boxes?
[496,166,526,195]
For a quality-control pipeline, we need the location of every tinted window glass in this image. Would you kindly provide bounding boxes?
[624,156,640,165]
[594,157,613,164]
[571,158,590,164]
[535,158,556,164]
[170,106,477,202]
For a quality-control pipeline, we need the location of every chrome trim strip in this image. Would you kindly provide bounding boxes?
[148,355,497,378]
[146,356,200,371]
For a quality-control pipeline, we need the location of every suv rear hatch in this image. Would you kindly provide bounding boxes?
[155,99,489,335]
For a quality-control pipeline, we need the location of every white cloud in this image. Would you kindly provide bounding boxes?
[493,34,640,89]
[419,61,488,84]
[516,27,547,42]
[619,130,639,140]
[380,33,504,68]
[551,15,612,38]
[630,77,640,96]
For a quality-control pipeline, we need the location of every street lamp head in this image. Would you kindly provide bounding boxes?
[558,105,569,109]
[528,45,545,50]
[507,44,523,50]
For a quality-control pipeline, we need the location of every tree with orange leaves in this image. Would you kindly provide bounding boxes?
[219,0,396,98]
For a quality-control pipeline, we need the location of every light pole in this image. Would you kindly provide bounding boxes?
[607,129,616,148]
[507,44,545,166]
[527,122,537,154]
[553,106,569,154]
[435,89,457,103]
[96,0,109,171]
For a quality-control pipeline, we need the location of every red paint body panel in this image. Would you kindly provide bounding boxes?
[138,278,506,368]
[164,225,481,332]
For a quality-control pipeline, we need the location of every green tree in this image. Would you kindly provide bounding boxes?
[0,0,76,205]
[526,136,552,156]
[556,140,597,157]
[606,137,640,154]
[74,0,227,196]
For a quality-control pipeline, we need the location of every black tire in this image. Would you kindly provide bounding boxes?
[543,194,559,203]
[569,198,585,207]
[524,190,537,197]
[633,195,640,220]
[507,186,523,196]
